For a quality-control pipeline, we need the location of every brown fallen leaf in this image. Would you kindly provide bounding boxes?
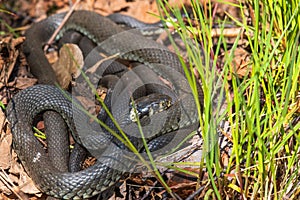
[0,169,32,199]
[0,110,11,170]
[223,47,252,79]
[18,171,41,196]
[51,43,84,89]
[94,0,160,23]
[15,77,37,90]
[6,151,41,198]
[0,118,41,198]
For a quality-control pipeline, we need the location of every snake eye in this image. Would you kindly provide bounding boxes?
[162,100,171,108]
[129,109,138,122]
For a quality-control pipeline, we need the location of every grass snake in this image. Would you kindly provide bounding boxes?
[6,10,203,199]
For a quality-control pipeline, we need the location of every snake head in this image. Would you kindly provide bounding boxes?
[129,93,172,122]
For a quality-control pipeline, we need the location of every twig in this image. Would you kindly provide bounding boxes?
[0,169,29,200]
[185,185,205,200]
[140,144,202,200]
[211,27,246,38]
[43,0,81,52]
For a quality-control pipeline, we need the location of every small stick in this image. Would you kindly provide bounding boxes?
[211,27,246,38]
[43,0,81,52]
[0,169,29,200]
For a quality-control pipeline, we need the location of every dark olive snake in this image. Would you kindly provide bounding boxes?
[6,10,203,199]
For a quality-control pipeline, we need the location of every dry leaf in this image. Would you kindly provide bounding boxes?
[15,77,37,90]
[0,110,11,170]
[94,0,160,23]
[52,43,84,89]
[225,47,251,79]
[18,171,41,195]
[108,181,126,200]
[8,152,21,176]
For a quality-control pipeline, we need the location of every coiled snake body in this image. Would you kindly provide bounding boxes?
[6,10,203,199]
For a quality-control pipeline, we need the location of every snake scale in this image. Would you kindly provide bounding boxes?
[6,10,203,199]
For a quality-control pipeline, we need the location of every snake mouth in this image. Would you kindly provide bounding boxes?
[129,93,172,122]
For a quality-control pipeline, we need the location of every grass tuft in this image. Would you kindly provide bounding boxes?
[157,0,300,199]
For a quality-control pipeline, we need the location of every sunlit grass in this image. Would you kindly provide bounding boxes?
[157,0,300,199]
